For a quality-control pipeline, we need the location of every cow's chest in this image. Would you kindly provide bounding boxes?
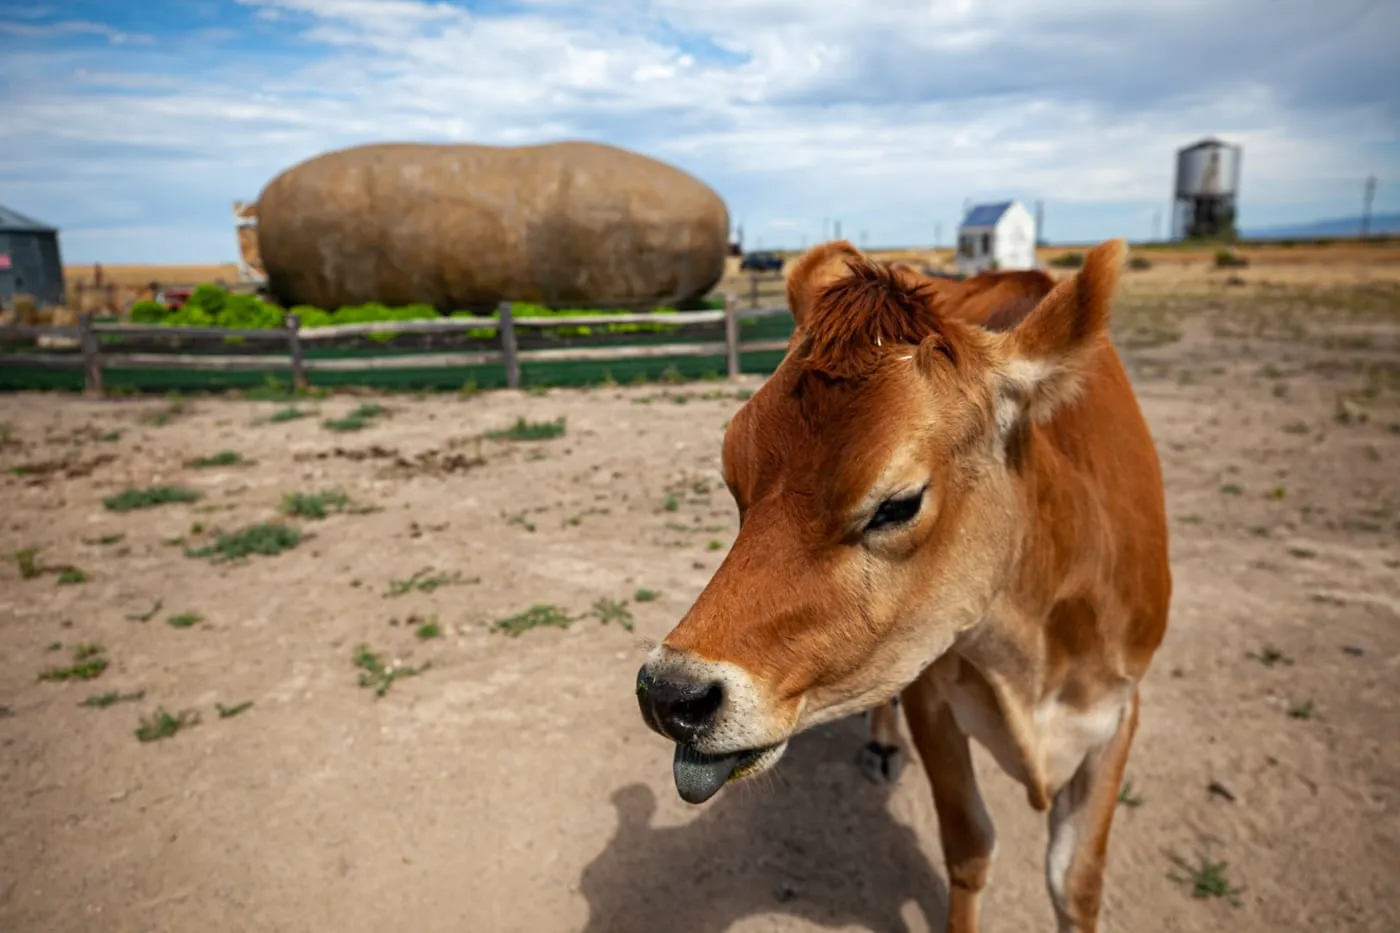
[943,663,1129,796]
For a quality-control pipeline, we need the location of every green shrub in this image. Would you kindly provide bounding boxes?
[215,293,284,330]
[147,285,715,340]
[130,300,168,324]
[187,283,228,315]
[1049,252,1085,268]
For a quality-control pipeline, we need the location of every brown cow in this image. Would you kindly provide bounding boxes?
[635,238,1171,932]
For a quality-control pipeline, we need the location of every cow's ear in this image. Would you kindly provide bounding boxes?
[785,240,863,330]
[990,238,1124,439]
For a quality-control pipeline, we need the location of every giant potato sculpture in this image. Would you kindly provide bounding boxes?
[255,141,730,310]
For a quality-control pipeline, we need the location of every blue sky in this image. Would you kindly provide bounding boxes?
[1,0,1397,264]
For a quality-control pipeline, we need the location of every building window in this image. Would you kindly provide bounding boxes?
[981,233,991,254]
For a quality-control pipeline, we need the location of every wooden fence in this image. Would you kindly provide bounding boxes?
[0,297,794,396]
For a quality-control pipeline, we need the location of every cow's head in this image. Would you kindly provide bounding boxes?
[636,238,1126,803]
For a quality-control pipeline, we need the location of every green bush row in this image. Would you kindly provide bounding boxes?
[128,285,728,341]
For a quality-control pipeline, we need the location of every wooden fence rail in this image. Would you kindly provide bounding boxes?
[0,297,794,396]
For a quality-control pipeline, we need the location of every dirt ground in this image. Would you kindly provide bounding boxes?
[3,260,1399,932]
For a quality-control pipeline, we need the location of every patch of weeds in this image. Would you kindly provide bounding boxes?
[494,604,574,637]
[185,450,247,469]
[103,485,202,512]
[1177,514,1205,525]
[385,567,476,598]
[1266,487,1286,501]
[46,641,62,651]
[415,618,442,639]
[216,700,254,718]
[589,597,635,632]
[1246,645,1293,667]
[56,567,87,585]
[486,416,567,441]
[99,430,122,442]
[1219,483,1243,496]
[1281,420,1309,435]
[1118,778,1145,808]
[324,403,390,433]
[186,523,301,562]
[268,406,309,423]
[706,539,725,551]
[662,494,679,512]
[137,400,189,427]
[166,612,202,629]
[353,644,428,697]
[83,533,125,546]
[280,490,351,520]
[135,707,200,742]
[39,645,109,682]
[506,512,537,533]
[1287,546,1316,559]
[634,588,660,602]
[1166,850,1245,906]
[82,689,144,708]
[126,598,163,622]
[1287,699,1316,720]
[14,546,41,579]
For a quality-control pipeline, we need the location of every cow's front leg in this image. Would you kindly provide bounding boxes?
[903,674,996,933]
[1045,687,1141,933]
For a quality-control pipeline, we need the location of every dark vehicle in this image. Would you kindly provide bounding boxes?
[739,251,784,273]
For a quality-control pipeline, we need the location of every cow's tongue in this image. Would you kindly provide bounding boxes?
[672,743,743,804]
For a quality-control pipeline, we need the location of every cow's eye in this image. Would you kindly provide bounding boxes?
[866,488,925,533]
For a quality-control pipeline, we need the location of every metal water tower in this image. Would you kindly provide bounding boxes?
[1172,137,1242,240]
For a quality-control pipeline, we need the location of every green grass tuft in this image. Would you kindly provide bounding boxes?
[82,690,145,708]
[280,490,351,520]
[486,416,567,441]
[103,485,202,512]
[39,644,109,682]
[494,604,574,637]
[135,707,200,742]
[353,644,428,697]
[185,523,300,562]
[185,450,247,468]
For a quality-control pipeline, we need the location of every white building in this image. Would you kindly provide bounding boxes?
[955,200,1037,275]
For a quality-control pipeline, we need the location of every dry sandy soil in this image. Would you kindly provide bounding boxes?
[2,263,1398,932]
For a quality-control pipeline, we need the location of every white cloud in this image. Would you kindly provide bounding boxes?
[0,0,1396,262]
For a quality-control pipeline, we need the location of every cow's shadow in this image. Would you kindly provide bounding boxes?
[578,716,946,933]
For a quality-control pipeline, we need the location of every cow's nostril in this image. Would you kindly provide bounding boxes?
[638,674,725,744]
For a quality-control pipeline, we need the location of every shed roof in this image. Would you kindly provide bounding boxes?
[0,204,57,233]
[959,201,1015,229]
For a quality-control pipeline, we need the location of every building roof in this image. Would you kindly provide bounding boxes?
[959,201,1016,229]
[0,204,57,233]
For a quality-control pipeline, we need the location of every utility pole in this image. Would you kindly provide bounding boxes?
[1362,175,1377,238]
[821,217,829,240]
[1152,210,1161,243]
[833,219,842,241]
[1035,200,1044,246]
[859,230,868,249]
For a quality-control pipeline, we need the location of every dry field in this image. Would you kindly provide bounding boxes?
[3,256,1399,933]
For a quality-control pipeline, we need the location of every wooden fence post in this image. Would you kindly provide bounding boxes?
[78,312,103,397]
[749,273,759,309]
[499,300,520,390]
[285,313,307,391]
[723,294,740,380]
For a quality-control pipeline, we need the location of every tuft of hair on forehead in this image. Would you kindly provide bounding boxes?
[798,255,962,380]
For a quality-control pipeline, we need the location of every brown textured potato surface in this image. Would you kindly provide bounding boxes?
[255,141,730,310]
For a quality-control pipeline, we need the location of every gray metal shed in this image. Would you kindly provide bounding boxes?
[0,205,66,307]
